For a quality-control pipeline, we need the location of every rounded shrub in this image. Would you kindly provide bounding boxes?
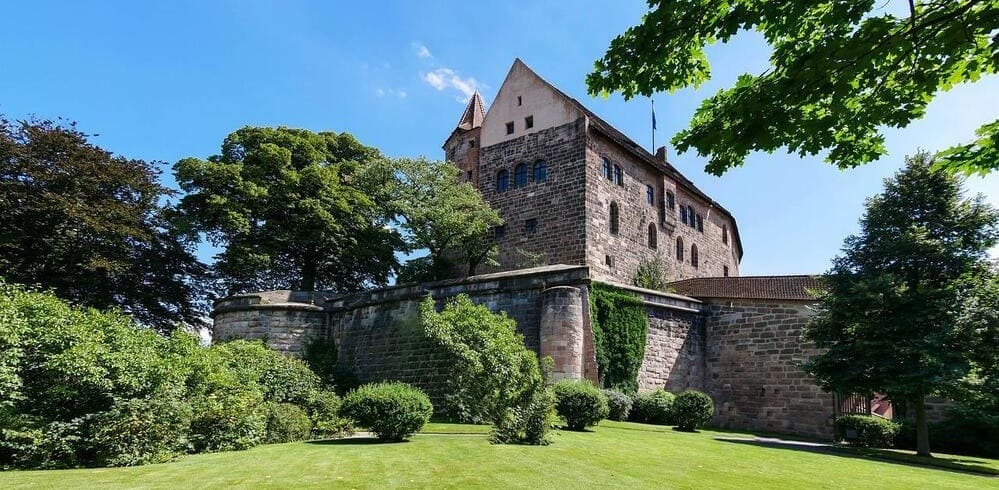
[552,380,609,431]
[263,402,313,444]
[602,389,632,421]
[835,414,900,448]
[672,390,714,431]
[340,382,432,441]
[630,389,675,425]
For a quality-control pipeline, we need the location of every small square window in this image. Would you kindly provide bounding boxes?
[723,265,729,277]
[524,115,534,129]
[605,255,614,267]
[466,170,473,180]
[468,139,475,148]
[494,225,506,238]
[517,96,522,106]
[505,122,514,135]
[524,218,538,235]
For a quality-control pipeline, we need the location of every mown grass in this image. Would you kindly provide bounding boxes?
[2,421,996,489]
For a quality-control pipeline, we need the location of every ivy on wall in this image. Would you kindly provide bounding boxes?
[588,282,648,393]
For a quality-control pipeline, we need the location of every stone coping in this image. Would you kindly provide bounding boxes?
[211,301,325,317]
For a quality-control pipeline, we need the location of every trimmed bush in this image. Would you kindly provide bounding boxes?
[490,388,557,446]
[340,382,432,441]
[835,415,900,448]
[631,389,675,425]
[263,402,313,444]
[672,390,714,431]
[553,380,609,431]
[602,389,633,421]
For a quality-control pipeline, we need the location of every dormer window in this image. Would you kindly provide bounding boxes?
[506,122,514,135]
[524,115,534,129]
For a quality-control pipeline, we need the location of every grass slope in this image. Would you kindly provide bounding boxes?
[2,421,996,489]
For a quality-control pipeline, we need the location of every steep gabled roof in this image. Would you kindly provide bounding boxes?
[508,59,744,260]
[670,275,826,301]
[457,91,486,130]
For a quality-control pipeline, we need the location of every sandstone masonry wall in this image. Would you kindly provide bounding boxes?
[703,298,834,438]
[212,290,327,356]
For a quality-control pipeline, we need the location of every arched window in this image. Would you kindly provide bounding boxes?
[665,191,675,211]
[646,185,655,206]
[513,163,528,188]
[680,205,687,224]
[601,157,612,180]
[687,205,696,227]
[691,244,699,268]
[532,160,547,183]
[722,224,729,245]
[676,237,684,262]
[609,202,619,235]
[648,223,657,249]
[613,165,623,186]
[496,169,509,192]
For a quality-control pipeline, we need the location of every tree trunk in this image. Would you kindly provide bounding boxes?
[914,396,931,457]
[301,260,317,292]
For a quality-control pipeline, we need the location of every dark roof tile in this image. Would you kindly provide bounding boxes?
[669,275,826,301]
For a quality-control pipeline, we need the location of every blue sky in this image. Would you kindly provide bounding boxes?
[2,1,996,275]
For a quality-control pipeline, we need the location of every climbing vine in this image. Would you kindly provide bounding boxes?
[588,282,648,393]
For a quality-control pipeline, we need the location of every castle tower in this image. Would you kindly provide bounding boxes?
[443,91,485,185]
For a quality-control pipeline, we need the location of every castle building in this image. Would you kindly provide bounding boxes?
[443,59,742,283]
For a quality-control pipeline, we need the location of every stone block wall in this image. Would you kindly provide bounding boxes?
[212,290,327,356]
[639,304,706,393]
[702,298,835,438]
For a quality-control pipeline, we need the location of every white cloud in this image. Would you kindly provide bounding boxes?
[412,43,432,59]
[421,67,481,103]
[375,87,407,99]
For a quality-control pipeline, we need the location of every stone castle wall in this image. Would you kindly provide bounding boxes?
[477,120,589,272]
[211,268,836,439]
[702,298,835,438]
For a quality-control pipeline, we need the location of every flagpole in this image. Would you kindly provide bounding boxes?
[651,98,656,152]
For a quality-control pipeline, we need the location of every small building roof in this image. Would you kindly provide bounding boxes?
[669,275,826,301]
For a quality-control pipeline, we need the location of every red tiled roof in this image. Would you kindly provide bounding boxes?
[669,275,826,301]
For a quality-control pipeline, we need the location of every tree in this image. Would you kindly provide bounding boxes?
[587,1,999,175]
[372,157,501,282]
[0,117,205,330]
[174,126,402,293]
[803,153,999,457]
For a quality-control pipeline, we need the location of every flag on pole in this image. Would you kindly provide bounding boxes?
[652,99,657,130]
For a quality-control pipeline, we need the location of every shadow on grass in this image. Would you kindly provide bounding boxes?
[307,438,408,446]
[716,438,998,477]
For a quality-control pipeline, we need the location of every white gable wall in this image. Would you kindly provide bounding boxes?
[480,59,582,148]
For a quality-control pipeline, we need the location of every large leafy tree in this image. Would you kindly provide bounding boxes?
[174,127,401,293]
[371,157,502,282]
[0,117,205,330]
[804,153,999,457]
[588,1,999,175]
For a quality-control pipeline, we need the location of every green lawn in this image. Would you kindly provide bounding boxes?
[2,421,997,489]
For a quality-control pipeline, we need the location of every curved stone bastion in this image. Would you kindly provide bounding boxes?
[212,265,837,439]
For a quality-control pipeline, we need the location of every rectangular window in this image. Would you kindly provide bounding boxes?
[494,225,506,238]
[468,139,475,148]
[524,115,534,129]
[524,218,537,235]
[697,215,703,232]
[517,96,522,106]
[646,184,655,206]
[723,265,729,277]
[666,191,675,211]
[605,255,614,267]
[505,121,514,135]
[613,165,623,186]
[680,206,687,224]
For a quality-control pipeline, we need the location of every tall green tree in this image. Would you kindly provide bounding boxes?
[804,153,999,457]
[0,117,205,330]
[587,1,999,175]
[371,157,501,282]
[174,127,402,293]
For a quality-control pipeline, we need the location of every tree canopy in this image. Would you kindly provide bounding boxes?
[0,117,205,330]
[803,153,999,456]
[174,126,402,293]
[587,1,999,175]
[370,157,502,283]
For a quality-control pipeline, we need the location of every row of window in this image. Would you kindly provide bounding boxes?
[496,161,547,192]
[505,115,534,135]
[675,237,699,268]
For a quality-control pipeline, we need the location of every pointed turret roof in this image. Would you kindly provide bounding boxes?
[456,91,485,130]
